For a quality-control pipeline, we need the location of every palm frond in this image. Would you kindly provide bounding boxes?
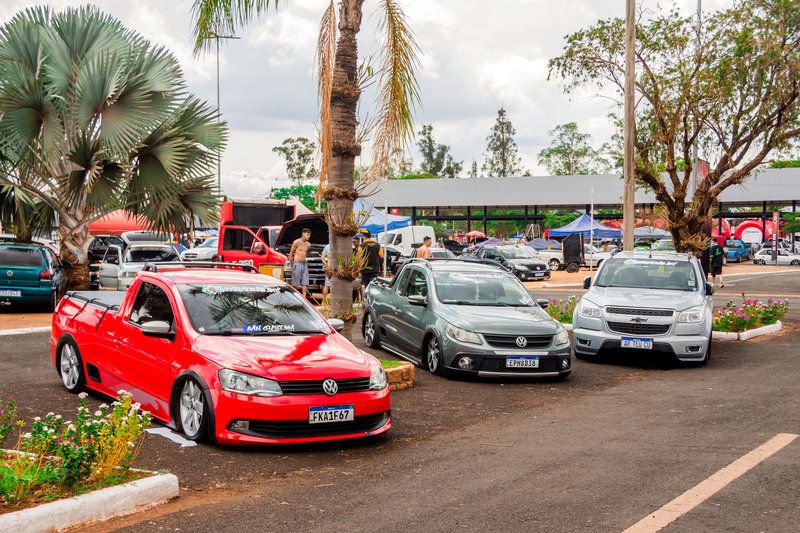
[316,0,336,196]
[190,0,280,54]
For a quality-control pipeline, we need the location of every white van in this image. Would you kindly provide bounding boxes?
[375,226,436,255]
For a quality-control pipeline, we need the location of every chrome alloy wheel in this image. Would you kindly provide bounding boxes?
[60,344,81,389]
[427,336,441,374]
[364,313,375,345]
[180,380,204,438]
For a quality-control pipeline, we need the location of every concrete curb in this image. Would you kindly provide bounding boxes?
[0,473,179,533]
[562,323,573,332]
[0,326,51,336]
[712,321,782,341]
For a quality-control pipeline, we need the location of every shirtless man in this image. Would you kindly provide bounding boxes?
[289,228,312,297]
[417,236,433,259]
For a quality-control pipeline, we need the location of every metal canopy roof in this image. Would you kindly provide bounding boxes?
[369,168,800,210]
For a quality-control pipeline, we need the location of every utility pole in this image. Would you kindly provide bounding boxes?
[623,0,636,251]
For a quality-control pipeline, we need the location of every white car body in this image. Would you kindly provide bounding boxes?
[376,226,436,255]
[753,248,800,266]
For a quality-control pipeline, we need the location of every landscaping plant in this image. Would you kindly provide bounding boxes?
[713,293,789,333]
[545,296,579,324]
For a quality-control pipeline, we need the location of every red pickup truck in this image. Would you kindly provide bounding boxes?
[50,263,391,445]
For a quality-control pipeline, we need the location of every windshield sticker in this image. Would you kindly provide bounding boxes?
[239,324,295,333]
[622,259,678,267]
[449,272,505,280]
[519,295,534,306]
[202,284,281,295]
[311,319,327,330]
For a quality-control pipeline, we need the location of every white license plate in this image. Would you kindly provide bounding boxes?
[309,405,355,424]
[506,356,539,368]
[621,338,653,349]
[0,289,21,297]
[534,272,545,277]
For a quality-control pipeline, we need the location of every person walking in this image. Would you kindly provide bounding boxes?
[709,237,725,288]
[417,236,433,259]
[321,242,331,302]
[359,230,383,288]
[289,228,312,298]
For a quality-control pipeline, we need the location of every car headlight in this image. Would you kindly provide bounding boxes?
[514,264,529,271]
[446,324,482,345]
[678,305,705,323]
[369,366,388,391]
[218,369,283,397]
[554,326,570,346]
[579,300,601,318]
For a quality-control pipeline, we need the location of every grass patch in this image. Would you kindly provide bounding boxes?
[379,359,404,369]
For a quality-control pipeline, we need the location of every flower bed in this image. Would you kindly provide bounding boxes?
[545,296,578,324]
[713,294,789,333]
[1,391,152,514]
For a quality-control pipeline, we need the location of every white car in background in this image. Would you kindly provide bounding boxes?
[180,237,218,262]
[99,243,179,289]
[753,248,800,266]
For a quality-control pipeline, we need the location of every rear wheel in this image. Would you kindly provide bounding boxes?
[566,262,580,273]
[425,335,443,376]
[791,260,800,266]
[58,340,85,393]
[45,291,59,313]
[177,379,207,441]
[548,259,560,271]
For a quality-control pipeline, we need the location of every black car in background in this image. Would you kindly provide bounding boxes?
[475,245,550,282]
[87,235,123,264]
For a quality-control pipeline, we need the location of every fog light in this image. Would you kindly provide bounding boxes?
[685,346,701,353]
[561,358,570,369]
[230,420,250,431]
[577,338,591,346]
[458,356,473,369]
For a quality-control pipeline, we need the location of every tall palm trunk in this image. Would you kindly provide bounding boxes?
[328,0,364,318]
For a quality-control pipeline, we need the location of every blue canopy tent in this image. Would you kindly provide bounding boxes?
[527,237,562,251]
[353,198,411,236]
[548,214,622,238]
[633,225,669,239]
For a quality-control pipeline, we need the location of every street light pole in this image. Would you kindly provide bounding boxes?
[623,0,636,251]
[204,32,240,193]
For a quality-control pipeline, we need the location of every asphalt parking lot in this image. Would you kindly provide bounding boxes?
[1,268,799,531]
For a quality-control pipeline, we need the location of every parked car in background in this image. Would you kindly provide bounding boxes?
[753,248,800,266]
[583,244,612,268]
[725,239,751,262]
[51,264,390,445]
[99,242,179,290]
[87,235,124,264]
[376,225,436,255]
[475,245,550,281]
[362,260,571,378]
[180,237,219,262]
[0,243,71,310]
[391,246,456,274]
[573,251,714,365]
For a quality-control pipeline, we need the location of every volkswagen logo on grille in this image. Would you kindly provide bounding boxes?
[515,336,528,348]
[6,270,12,277]
[630,317,648,323]
[322,378,338,396]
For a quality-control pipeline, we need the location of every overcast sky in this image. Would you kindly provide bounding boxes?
[0,0,734,198]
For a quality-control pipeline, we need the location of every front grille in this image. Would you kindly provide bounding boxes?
[479,357,560,373]
[278,377,371,395]
[607,322,671,335]
[606,307,673,317]
[183,253,198,260]
[483,334,553,349]
[242,411,390,439]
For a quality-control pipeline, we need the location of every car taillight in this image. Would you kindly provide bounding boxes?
[40,269,51,281]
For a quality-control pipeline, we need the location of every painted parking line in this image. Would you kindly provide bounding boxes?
[623,433,798,533]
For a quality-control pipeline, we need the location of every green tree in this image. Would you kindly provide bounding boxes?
[0,7,225,288]
[537,122,609,175]
[0,185,53,243]
[270,185,321,212]
[416,124,463,178]
[192,0,420,318]
[549,0,800,254]
[272,137,318,186]
[468,160,478,178]
[482,108,525,177]
[385,147,415,178]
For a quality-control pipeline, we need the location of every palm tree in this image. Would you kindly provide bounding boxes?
[0,6,227,288]
[191,0,420,318]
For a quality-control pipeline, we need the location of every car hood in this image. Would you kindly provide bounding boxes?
[191,332,373,380]
[585,286,703,311]
[436,304,560,335]
[274,214,329,250]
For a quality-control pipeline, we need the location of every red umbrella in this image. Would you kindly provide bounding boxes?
[465,230,486,238]
[88,210,150,236]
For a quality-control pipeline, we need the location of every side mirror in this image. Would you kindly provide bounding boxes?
[705,282,715,295]
[141,320,174,339]
[537,298,550,309]
[408,295,427,306]
[107,257,118,265]
[328,318,345,332]
[61,261,72,269]
[583,276,592,289]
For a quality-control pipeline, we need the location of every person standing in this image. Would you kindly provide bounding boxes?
[359,230,383,288]
[417,236,433,259]
[709,237,725,288]
[321,242,331,301]
[352,236,364,303]
[289,228,312,298]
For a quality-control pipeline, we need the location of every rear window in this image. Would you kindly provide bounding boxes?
[0,247,44,267]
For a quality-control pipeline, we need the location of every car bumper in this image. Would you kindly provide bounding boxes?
[209,388,392,445]
[516,271,550,281]
[0,286,55,304]
[573,326,710,362]
[442,346,572,378]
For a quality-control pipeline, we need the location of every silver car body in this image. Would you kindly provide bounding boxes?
[99,243,179,290]
[572,251,713,363]
[180,237,219,262]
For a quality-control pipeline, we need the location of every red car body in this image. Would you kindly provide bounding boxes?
[50,268,391,445]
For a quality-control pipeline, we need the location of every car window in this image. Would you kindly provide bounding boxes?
[130,282,175,328]
[103,247,120,263]
[485,249,500,260]
[124,247,179,263]
[404,270,428,299]
[0,247,44,267]
[222,228,255,252]
[393,268,412,293]
[594,258,698,291]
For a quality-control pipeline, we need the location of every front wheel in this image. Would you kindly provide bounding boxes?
[755,259,765,265]
[791,260,800,266]
[424,335,444,376]
[177,378,208,441]
[548,259,560,271]
[58,340,85,393]
[362,311,380,349]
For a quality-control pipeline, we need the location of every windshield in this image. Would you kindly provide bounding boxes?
[594,257,698,291]
[124,247,179,263]
[0,247,43,267]
[433,271,536,306]
[177,284,330,335]
[499,246,537,259]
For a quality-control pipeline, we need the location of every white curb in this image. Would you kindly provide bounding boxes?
[562,323,573,331]
[712,321,782,341]
[0,473,179,533]
[0,326,51,336]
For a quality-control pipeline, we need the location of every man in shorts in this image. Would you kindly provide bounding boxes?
[289,228,312,297]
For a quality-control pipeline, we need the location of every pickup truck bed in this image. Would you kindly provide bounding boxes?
[64,290,126,310]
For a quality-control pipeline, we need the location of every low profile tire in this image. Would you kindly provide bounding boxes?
[791,260,800,266]
[177,378,208,441]
[424,334,444,376]
[58,339,85,393]
[362,311,381,349]
[548,259,560,271]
